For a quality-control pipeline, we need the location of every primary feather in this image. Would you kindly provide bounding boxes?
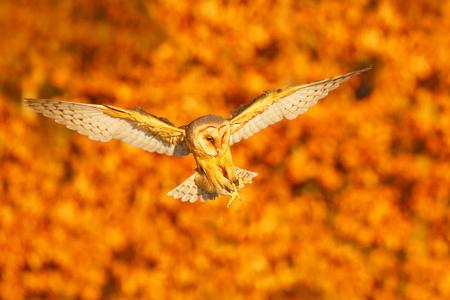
[24,99,190,156]
[229,66,372,145]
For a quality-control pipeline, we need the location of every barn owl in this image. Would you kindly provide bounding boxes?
[24,66,371,207]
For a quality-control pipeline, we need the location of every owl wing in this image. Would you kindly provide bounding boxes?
[228,66,371,145]
[24,99,190,156]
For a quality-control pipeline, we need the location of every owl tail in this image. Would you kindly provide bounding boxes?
[167,167,258,203]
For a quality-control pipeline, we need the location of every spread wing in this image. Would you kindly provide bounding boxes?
[24,99,190,156]
[228,66,372,145]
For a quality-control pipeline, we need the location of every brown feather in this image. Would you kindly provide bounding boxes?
[101,105,186,145]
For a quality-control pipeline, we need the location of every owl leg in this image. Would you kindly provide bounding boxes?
[227,174,255,207]
[234,167,258,190]
[237,173,253,190]
[226,191,240,208]
[232,174,253,191]
[226,182,241,208]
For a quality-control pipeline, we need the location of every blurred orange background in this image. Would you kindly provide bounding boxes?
[1,0,449,299]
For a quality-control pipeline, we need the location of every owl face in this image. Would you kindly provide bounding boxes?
[198,124,230,156]
[186,115,230,157]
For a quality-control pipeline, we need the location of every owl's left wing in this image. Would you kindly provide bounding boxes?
[228,66,371,145]
[24,99,190,156]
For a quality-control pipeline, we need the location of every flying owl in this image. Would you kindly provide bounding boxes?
[24,67,371,207]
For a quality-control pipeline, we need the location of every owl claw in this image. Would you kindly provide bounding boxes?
[227,174,254,207]
[236,174,253,191]
[227,182,241,207]
[225,187,235,193]
[239,174,253,186]
[227,184,241,208]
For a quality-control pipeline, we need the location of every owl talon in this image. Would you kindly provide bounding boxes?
[225,187,235,193]
[227,191,240,208]
[237,174,253,190]
[227,183,241,208]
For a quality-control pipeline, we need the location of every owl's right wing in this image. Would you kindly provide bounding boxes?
[24,99,190,156]
[228,66,371,145]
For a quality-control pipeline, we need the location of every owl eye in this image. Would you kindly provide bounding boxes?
[206,137,214,142]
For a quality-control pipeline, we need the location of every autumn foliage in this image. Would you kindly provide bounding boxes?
[1,0,449,299]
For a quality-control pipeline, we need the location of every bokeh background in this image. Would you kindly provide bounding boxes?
[1,0,449,299]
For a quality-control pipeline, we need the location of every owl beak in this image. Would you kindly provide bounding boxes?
[214,146,225,156]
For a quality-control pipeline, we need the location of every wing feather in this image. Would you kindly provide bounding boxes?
[229,66,371,145]
[24,99,190,156]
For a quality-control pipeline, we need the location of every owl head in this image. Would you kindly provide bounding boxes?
[186,115,230,157]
